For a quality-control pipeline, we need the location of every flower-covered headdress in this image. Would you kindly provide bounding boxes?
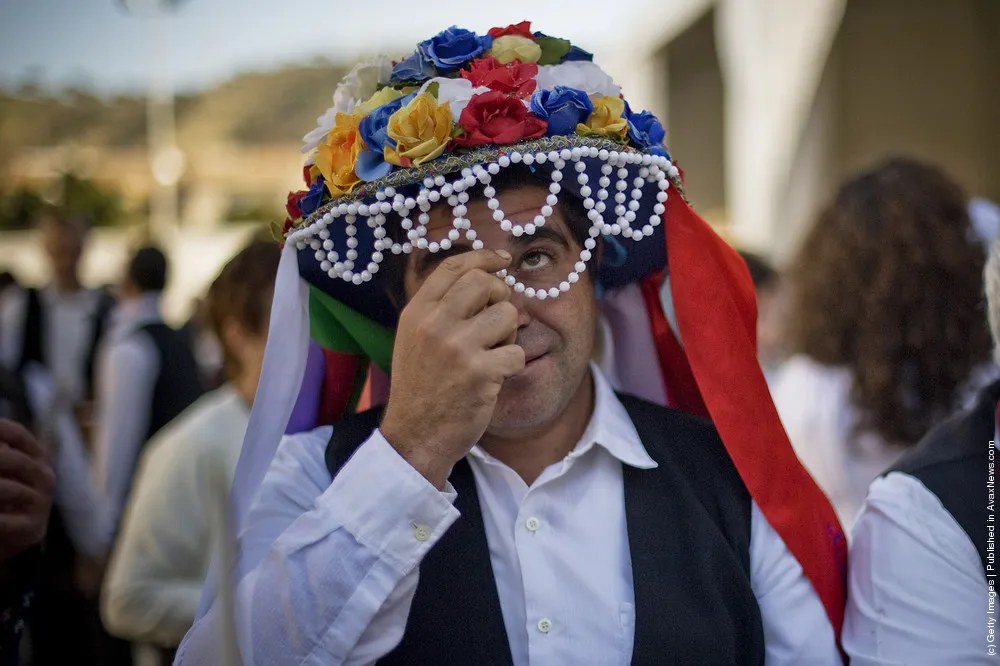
[229,21,847,647]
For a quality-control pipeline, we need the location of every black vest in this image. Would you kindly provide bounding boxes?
[136,322,203,443]
[18,286,115,400]
[886,379,1000,576]
[324,393,765,665]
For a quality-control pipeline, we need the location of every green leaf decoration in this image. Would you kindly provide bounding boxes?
[536,37,572,66]
[269,220,286,243]
[424,81,440,100]
[450,125,466,139]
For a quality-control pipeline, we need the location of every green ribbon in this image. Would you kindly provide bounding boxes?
[308,285,395,376]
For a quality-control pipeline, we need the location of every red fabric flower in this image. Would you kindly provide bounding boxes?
[286,190,308,219]
[461,56,538,97]
[453,90,547,148]
[302,165,313,186]
[488,21,533,39]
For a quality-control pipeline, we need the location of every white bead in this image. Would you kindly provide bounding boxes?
[536,290,548,301]
[596,201,607,212]
[580,186,592,198]
[318,227,330,239]
[633,177,644,189]
[548,151,560,162]
[584,238,597,250]
[535,152,547,164]
[615,192,627,204]
[313,250,324,261]
[524,223,536,235]
[440,238,452,250]
[583,199,595,210]
[560,149,572,160]
[505,275,516,286]
[446,195,458,207]
[346,237,359,249]
[512,226,524,237]
[347,249,358,261]
[484,186,496,198]
[322,239,333,251]
[554,159,566,170]
[544,194,557,207]
[320,260,331,271]
[492,210,505,222]
[525,287,536,298]
[359,204,371,217]
[601,164,613,176]
[351,273,363,285]
[625,211,636,223]
[403,243,413,253]
[515,282,526,293]
[575,261,587,273]
[568,272,580,283]
[375,190,386,201]
[487,199,500,211]
[416,238,428,249]
[574,161,587,173]
[523,153,535,166]
[338,204,349,215]
[550,170,563,183]
[405,198,416,210]
[598,149,609,161]
[455,205,468,217]
[631,189,643,201]
[588,209,601,222]
[466,228,477,240]
[571,147,583,160]
[441,184,453,197]
[545,287,557,299]
[639,167,650,178]
[597,190,609,201]
[431,175,444,187]
[310,239,321,250]
[581,250,592,261]
[401,218,413,230]
[611,224,622,235]
[391,244,402,255]
[628,200,641,212]
[488,162,501,174]
[615,205,627,217]
[372,251,383,263]
[540,205,552,217]
[472,240,484,250]
[643,224,654,236]
[419,214,430,226]
[343,269,354,281]
[449,229,460,241]
[500,219,513,232]
[511,152,522,163]
[327,267,338,278]
[559,281,570,292]
[658,179,670,191]
[328,250,340,261]
[347,203,359,216]
[428,242,439,253]
[498,155,511,167]
[654,203,665,215]
[534,215,546,227]
[602,223,613,235]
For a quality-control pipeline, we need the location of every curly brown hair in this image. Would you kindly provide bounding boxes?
[788,157,990,446]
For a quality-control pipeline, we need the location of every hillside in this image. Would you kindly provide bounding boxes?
[0,60,351,154]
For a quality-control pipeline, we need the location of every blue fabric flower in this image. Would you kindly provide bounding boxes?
[355,93,416,182]
[418,26,492,74]
[299,178,326,215]
[624,102,669,157]
[390,50,435,83]
[562,45,594,62]
[530,87,594,137]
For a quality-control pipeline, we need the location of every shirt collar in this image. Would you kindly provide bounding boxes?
[469,363,658,470]
[111,292,162,332]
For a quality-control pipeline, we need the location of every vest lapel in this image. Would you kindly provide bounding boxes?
[381,457,514,666]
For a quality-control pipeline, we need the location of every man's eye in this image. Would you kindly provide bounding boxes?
[520,250,553,272]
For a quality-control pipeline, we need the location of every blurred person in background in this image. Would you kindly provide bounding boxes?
[772,157,992,532]
[88,246,203,666]
[0,208,116,666]
[738,250,788,381]
[101,241,279,665]
[842,234,1000,665]
[0,419,54,666]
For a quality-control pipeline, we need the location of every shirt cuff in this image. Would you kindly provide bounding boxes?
[322,428,460,575]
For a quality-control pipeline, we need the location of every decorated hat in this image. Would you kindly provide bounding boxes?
[231,20,846,646]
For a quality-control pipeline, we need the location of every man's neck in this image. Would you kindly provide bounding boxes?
[479,371,596,486]
[50,275,82,294]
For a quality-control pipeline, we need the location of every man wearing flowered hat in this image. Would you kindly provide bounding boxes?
[177,22,846,666]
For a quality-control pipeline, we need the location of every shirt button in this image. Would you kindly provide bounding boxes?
[525,517,541,532]
[413,524,431,542]
[537,618,552,634]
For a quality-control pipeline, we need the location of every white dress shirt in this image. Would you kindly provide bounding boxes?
[178,366,840,666]
[844,472,994,665]
[0,284,104,403]
[772,355,907,533]
[102,385,250,647]
[92,292,164,532]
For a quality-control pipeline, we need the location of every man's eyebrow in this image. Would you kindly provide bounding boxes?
[413,243,472,276]
[510,226,570,249]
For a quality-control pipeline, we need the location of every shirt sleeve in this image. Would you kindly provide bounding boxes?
[0,287,26,371]
[750,501,843,665]
[175,427,459,666]
[91,332,160,530]
[100,433,212,646]
[844,472,991,665]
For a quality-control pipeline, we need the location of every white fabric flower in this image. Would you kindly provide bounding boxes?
[419,77,491,123]
[535,61,621,99]
[301,56,393,155]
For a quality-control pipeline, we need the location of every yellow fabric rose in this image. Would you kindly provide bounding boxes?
[490,35,542,65]
[315,110,366,197]
[357,86,405,113]
[577,96,628,140]
[384,93,453,167]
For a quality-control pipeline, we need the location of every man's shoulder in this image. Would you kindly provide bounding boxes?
[614,392,723,452]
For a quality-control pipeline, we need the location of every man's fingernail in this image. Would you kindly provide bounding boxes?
[495,250,512,261]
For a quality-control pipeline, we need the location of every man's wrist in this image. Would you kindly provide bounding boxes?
[379,422,454,490]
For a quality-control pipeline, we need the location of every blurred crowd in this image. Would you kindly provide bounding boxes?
[0,153,997,665]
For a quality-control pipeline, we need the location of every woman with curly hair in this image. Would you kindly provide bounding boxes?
[771,157,993,532]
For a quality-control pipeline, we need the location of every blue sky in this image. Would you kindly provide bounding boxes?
[0,0,644,93]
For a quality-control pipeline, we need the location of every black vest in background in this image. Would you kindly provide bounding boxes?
[136,321,203,443]
[324,393,765,665]
[886,379,1000,576]
[18,286,115,400]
